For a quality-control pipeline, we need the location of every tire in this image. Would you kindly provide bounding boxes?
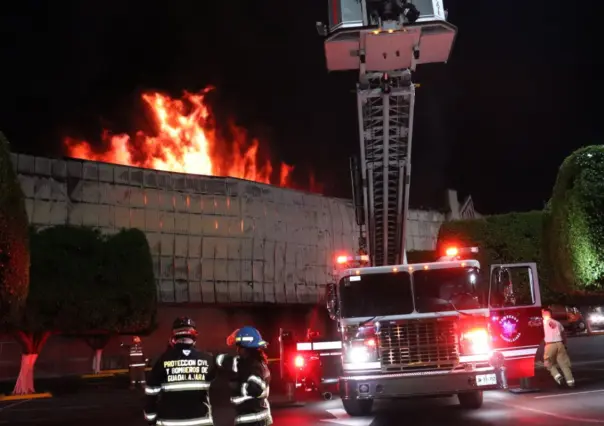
[342,399,374,416]
[458,391,483,409]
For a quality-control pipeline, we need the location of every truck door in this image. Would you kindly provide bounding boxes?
[488,263,544,379]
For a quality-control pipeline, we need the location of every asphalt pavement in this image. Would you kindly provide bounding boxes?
[1,334,602,426]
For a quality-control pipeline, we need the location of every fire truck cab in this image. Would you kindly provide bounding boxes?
[324,248,543,416]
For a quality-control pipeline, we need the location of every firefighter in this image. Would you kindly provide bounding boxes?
[143,317,216,426]
[542,307,575,388]
[216,326,272,426]
[122,336,146,390]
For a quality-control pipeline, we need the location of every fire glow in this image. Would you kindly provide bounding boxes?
[64,88,320,191]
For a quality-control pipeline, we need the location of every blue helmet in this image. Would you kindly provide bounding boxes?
[234,326,268,349]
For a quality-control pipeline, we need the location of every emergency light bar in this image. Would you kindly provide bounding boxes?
[336,255,369,265]
[439,246,479,261]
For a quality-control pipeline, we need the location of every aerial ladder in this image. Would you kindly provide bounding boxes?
[316,0,457,266]
[277,3,458,400]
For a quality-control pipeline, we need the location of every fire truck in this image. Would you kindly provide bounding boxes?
[279,0,544,416]
[324,249,544,415]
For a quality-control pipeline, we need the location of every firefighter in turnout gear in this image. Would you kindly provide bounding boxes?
[144,317,216,426]
[217,326,272,425]
[542,308,575,388]
[122,336,146,390]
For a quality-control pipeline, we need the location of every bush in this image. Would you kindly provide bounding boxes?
[0,131,29,326]
[437,211,545,265]
[545,145,604,292]
[436,211,555,300]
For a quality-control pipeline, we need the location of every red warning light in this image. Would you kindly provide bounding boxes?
[336,255,349,264]
[445,247,459,257]
[365,338,376,347]
[294,355,305,368]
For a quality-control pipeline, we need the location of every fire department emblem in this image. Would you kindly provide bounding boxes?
[499,314,522,343]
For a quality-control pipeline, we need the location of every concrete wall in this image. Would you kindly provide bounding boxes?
[11,154,446,304]
[12,154,361,304]
[0,154,450,380]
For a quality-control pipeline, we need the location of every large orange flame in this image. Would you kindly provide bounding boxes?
[64,88,316,190]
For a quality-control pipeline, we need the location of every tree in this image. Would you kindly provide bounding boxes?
[13,226,158,393]
[0,131,30,327]
[545,145,604,292]
[13,226,104,394]
[87,228,157,373]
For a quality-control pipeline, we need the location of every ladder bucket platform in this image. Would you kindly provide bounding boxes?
[324,0,457,72]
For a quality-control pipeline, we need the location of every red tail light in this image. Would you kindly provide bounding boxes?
[460,327,491,355]
[364,338,376,347]
[294,354,305,368]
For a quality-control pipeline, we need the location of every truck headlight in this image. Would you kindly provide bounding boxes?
[461,328,491,355]
[349,347,370,364]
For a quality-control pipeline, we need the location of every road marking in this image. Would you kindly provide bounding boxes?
[492,401,604,423]
[7,404,103,411]
[321,408,374,425]
[534,389,604,399]
[0,399,31,412]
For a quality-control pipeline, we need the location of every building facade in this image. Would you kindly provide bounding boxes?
[12,153,455,305]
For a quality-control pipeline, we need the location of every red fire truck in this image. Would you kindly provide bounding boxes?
[303,0,544,416]
[279,329,343,400]
[321,248,544,415]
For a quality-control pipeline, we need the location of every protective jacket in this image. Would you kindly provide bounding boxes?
[144,343,216,426]
[216,354,272,425]
[128,343,146,368]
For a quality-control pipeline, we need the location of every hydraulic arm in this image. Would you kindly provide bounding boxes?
[319,0,456,266]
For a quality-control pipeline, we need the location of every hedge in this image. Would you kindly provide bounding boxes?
[544,145,604,292]
[0,131,30,327]
[23,226,157,335]
[436,211,558,302]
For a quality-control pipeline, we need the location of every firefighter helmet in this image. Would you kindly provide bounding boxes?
[232,326,268,349]
[171,316,198,341]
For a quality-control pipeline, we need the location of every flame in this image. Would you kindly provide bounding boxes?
[64,88,317,190]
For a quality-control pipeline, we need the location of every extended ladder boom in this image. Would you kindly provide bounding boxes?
[319,0,457,266]
[357,70,414,266]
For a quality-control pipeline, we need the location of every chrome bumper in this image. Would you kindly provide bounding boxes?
[340,366,505,400]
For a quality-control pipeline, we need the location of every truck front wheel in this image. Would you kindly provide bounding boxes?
[458,390,483,409]
[342,399,374,416]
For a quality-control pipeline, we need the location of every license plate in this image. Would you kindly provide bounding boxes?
[476,374,497,386]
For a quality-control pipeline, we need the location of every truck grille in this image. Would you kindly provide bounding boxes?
[379,318,459,371]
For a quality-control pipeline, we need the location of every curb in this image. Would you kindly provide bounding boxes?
[0,392,53,401]
[80,372,117,379]
[270,401,306,409]
[80,368,152,378]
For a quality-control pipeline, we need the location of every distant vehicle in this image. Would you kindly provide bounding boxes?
[587,307,604,331]
[550,305,587,334]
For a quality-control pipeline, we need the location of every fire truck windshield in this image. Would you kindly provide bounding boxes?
[413,267,484,313]
[339,272,413,318]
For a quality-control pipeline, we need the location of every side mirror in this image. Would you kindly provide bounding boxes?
[326,283,338,320]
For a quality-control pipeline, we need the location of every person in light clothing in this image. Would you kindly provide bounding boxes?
[542,307,575,387]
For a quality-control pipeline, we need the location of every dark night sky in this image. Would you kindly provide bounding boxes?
[0,1,599,214]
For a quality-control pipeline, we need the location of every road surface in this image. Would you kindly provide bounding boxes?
[1,335,603,426]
